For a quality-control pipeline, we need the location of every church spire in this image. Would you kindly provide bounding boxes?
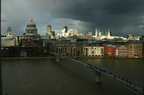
[7,26,12,32]
[30,16,33,22]
[6,26,12,37]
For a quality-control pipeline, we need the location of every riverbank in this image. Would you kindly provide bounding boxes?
[1,56,144,60]
[76,57,144,59]
[1,56,56,60]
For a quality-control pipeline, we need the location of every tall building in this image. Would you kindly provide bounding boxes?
[46,25,52,36]
[64,26,68,33]
[107,29,112,37]
[95,26,100,37]
[61,26,68,37]
[24,16,38,36]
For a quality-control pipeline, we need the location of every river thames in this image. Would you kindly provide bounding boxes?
[2,58,144,95]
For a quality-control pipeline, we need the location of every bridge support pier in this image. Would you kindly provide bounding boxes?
[56,57,60,62]
[94,71,102,83]
[96,74,102,82]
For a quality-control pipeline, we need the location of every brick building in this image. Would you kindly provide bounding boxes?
[126,43,144,58]
[104,44,116,57]
[49,42,84,57]
[115,45,129,57]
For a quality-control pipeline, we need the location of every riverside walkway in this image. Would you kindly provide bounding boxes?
[50,52,144,95]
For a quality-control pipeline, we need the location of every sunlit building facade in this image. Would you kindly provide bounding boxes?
[83,46,104,57]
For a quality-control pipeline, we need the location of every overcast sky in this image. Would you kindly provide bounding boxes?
[2,0,144,37]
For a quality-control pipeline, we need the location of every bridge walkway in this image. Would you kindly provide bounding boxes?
[50,52,144,95]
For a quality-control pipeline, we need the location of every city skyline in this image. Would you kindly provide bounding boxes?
[2,0,144,37]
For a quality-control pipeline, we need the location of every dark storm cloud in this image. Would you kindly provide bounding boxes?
[103,0,143,15]
[44,0,144,36]
[2,0,144,36]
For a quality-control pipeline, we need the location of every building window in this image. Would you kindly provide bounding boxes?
[92,50,95,55]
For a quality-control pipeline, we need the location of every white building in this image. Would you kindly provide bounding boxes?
[1,26,16,47]
[1,37,16,47]
[68,29,78,37]
[83,46,104,57]
[46,25,52,35]
[45,25,55,39]
[93,27,127,40]
[127,34,141,40]
[58,28,78,38]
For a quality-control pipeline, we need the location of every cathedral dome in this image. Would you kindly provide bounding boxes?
[26,16,36,28]
[25,16,38,35]
[26,22,36,27]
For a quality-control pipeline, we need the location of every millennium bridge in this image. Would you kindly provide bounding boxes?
[50,52,144,95]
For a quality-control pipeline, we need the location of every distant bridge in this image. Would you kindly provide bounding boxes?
[50,52,144,95]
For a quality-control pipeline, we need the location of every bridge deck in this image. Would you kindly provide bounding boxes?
[50,52,144,95]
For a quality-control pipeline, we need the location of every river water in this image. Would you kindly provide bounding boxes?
[2,58,144,95]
